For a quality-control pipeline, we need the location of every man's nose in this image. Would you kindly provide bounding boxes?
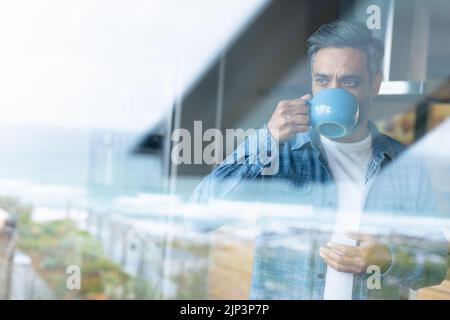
[329,80,341,89]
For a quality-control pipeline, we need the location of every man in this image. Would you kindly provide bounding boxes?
[188,21,448,299]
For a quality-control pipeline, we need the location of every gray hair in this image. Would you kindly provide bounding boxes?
[306,21,384,79]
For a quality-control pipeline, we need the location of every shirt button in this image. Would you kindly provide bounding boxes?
[318,273,324,279]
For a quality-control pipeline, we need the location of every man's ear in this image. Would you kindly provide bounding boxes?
[371,71,383,98]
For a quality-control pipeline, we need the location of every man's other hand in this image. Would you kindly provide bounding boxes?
[319,231,393,274]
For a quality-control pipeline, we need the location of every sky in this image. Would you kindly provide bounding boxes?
[0,0,268,132]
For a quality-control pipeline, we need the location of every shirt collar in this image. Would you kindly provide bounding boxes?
[289,121,398,161]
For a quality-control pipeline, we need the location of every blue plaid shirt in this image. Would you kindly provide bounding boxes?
[188,121,448,299]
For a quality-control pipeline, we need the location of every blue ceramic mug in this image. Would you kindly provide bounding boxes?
[308,88,360,138]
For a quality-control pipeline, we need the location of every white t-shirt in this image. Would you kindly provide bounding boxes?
[320,133,373,300]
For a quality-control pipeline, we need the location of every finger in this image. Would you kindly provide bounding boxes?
[290,125,309,133]
[278,98,306,108]
[279,94,312,108]
[322,255,363,273]
[320,247,357,266]
[286,104,309,115]
[289,94,312,109]
[300,93,312,102]
[345,231,375,242]
[326,241,360,257]
[319,251,361,273]
[290,114,309,126]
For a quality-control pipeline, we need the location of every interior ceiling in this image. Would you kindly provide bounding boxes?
[430,0,450,27]
[429,0,450,56]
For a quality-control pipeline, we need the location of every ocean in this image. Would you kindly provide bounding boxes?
[0,123,165,213]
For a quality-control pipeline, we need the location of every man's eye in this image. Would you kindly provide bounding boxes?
[344,80,358,87]
[316,78,328,84]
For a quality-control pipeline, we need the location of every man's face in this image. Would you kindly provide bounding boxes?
[311,47,381,116]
